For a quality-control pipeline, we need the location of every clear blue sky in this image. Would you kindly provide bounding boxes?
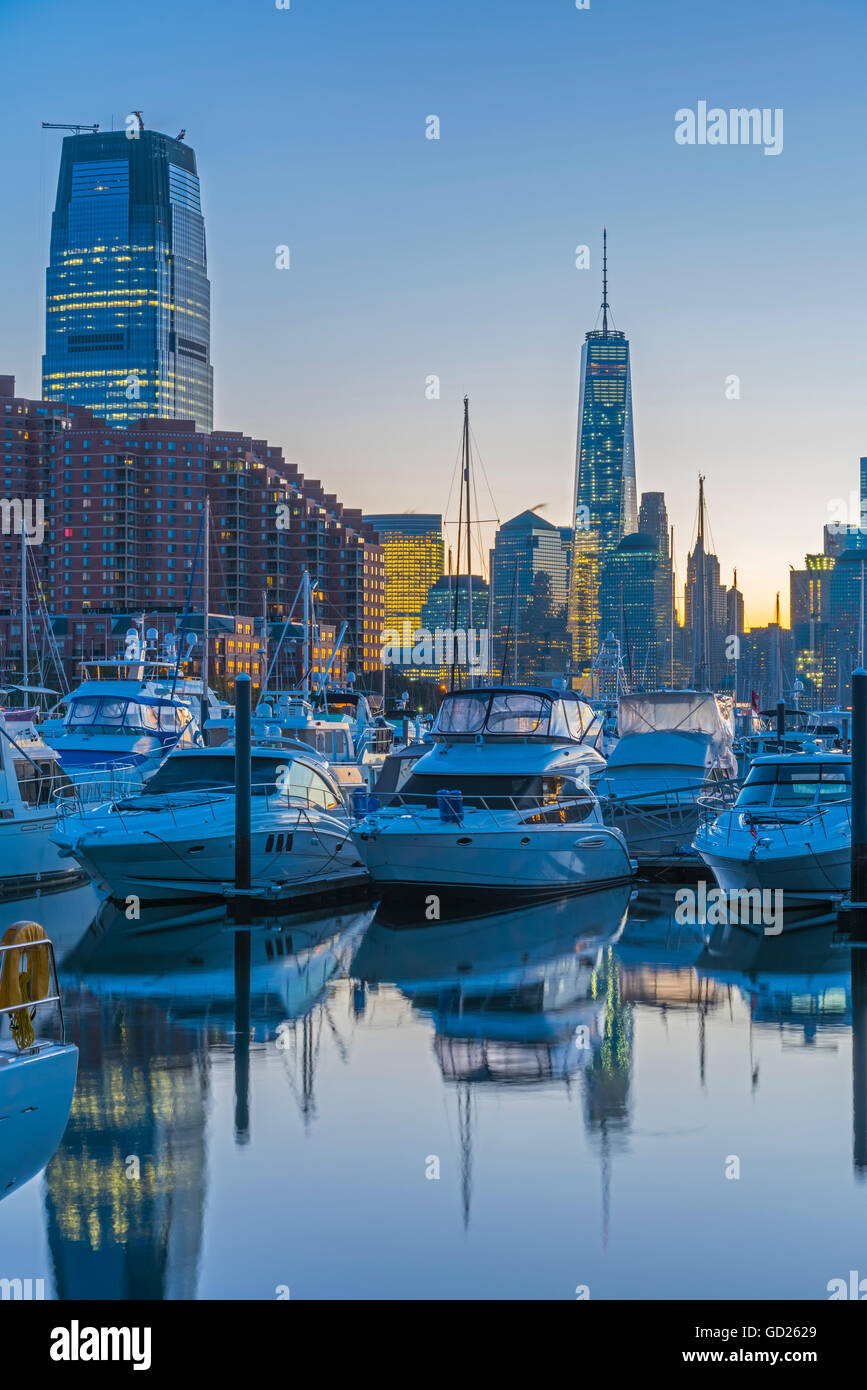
[1,0,865,624]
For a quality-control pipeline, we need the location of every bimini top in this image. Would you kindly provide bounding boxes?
[618,690,734,737]
[614,690,737,775]
[433,687,601,744]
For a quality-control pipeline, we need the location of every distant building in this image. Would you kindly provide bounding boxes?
[364,513,443,668]
[684,480,727,690]
[490,511,571,682]
[419,574,489,683]
[790,554,834,703]
[567,234,638,678]
[598,532,671,689]
[43,126,213,431]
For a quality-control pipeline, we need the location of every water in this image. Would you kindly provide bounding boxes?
[1,878,864,1301]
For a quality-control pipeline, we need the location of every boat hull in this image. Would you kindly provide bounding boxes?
[352,816,634,918]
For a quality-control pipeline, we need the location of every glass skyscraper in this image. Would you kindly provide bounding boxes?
[567,234,637,678]
[42,127,213,430]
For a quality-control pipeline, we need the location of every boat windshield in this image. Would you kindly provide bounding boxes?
[736,762,851,808]
[436,692,556,737]
[398,772,593,815]
[145,754,287,795]
[67,697,191,735]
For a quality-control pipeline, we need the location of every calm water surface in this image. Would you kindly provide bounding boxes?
[1,878,864,1300]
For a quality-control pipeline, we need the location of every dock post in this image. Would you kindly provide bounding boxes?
[776,699,786,751]
[849,668,867,943]
[234,673,252,897]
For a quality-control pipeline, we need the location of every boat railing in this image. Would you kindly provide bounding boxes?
[354,790,608,833]
[53,762,143,822]
[66,780,353,837]
[354,723,395,760]
[697,797,852,850]
[0,935,66,1052]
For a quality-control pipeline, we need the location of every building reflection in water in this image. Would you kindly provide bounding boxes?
[45,898,373,1300]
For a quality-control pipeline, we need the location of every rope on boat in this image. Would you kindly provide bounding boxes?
[0,922,50,1050]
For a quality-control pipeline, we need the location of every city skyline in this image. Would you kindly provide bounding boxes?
[1,0,866,631]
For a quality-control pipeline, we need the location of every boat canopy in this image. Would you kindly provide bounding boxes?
[434,688,598,742]
[613,691,737,774]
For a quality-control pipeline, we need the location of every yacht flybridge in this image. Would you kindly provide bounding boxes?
[351,686,634,913]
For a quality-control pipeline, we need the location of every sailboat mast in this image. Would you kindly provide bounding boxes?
[463,396,473,690]
[201,495,210,726]
[20,516,27,691]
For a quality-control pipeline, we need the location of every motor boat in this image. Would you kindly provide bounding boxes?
[0,713,138,893]
[205,688,392,794]
[51,744,369,906]
[692,746,851,908]
[351,685,633,915]
[40,660,201,775]
[595,690,738,867]
[0,921,78,1202]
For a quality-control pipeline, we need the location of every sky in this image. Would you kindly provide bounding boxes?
[1,0,865,627]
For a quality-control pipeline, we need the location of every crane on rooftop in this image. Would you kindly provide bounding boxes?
[41,121,100,135]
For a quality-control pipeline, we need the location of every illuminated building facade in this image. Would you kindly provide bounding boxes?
[567,235,638,678]
[42,127,213,430]
[364,513,443,663]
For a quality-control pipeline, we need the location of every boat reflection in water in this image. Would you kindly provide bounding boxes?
[697,904,851,1052]
[356,884,635,1228]
[44,897,374,1300]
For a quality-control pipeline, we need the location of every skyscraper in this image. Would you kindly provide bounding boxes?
[567,231,638,678]
[490,510,571,682]
[598,533,671,690]
[42,123,213,431]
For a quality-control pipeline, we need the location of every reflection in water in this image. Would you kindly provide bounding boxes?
[8,875,867,1298]
[44,897,373,1299]
[356,885,635,1230]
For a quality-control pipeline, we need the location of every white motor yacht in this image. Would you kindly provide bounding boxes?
[351,686,633,914]
[51,745,369,906]
[693,746,851,908]
[596,690,738,866]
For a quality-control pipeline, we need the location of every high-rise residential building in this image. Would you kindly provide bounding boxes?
[490,511,571,682]
[598,532,671,690]
[363,513,443,663]
[42,124,213,431]
[0,377,384,686]
[567,232,638,678]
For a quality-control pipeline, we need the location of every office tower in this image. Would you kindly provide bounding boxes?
[419,574,489,682]
[364,513,443,665]
[598,532,671,689]
[490,511,572,682]
[638,492,670,562]
[790,554,834,703]
[42,123,213,430]
[825,549,867,705]
[567,232,638,678]
[684,477,727,690]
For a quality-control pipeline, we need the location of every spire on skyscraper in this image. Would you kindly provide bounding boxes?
[601,228,609,338]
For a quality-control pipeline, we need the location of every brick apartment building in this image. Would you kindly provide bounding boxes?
[0,375,383,692]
